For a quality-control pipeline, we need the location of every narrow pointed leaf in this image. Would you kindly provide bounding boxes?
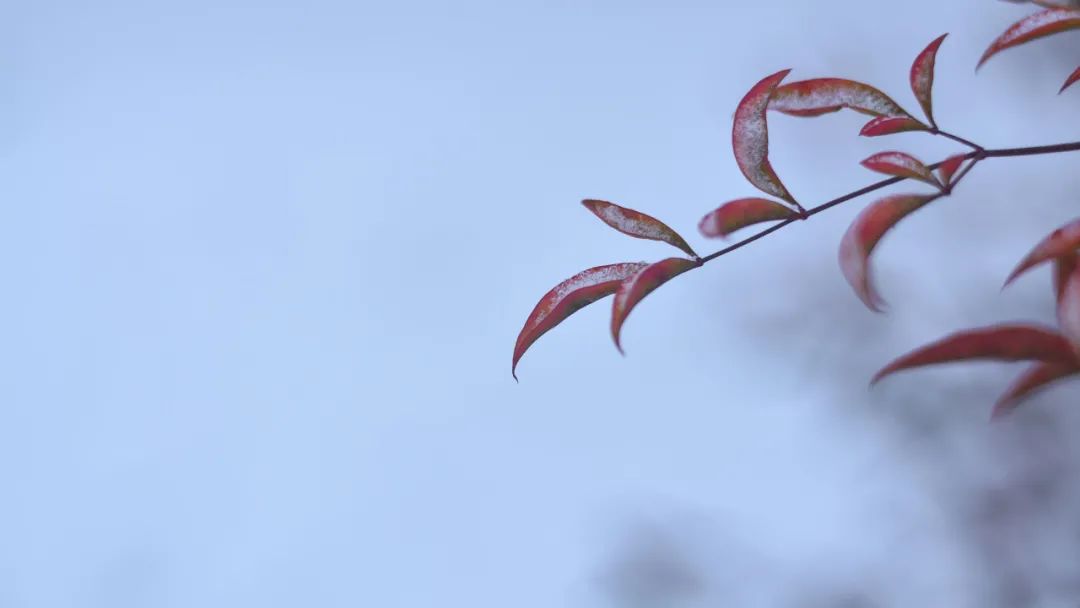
[1057,257,1080,346]
[838,194,938,311]
[860,151,942,188]
[698,198,797,239]
[859,115,930,137]
[732,69,798,205]
[936,154,967,186]
[769,78,921,122]
[992,361,1080,419]
[1054,252,1077,300]
[872,324,1079,384]
[582,199,697,257]
[610,258,698,354]
[1061,65,1080,92]
[513,262,648,378]
[910,34,947,126]
[1003,218,1080,287]
[977,8,1080,69]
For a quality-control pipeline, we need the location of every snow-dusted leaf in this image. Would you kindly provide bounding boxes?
[1003,217,1080,286]
[977,8,1080,69]
[910,34,947,127]
[769,78,922,122]
[838,193,939,311]
[698,198,797,239]
[513,262,648,378]
[859,115,931,137]
[1061,65,1080,92]
[936,154,967,186]
[732,69,798,206]
[992,361,1080,419]
[860,151,942,188]
[610,257,699,354]
[582,199,697,258]
[872,324,1079,383]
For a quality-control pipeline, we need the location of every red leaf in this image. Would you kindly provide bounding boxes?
[992,361,1080,419]
[872,324,1079,384]
[910,34,948,127]
[582,199,698,258]
[513,262,648,379]
[838,194,939,311]
[698,198,798,239]
[936,154,967,186]
[859,116,930,137]
[1057,256,1080,346]
[1061,65,1080,92]
[769,78,921,122]
[977,8,1080,69]
[732,70,798,206]
[1054,252,1077,300]
[610,257,699,353]
[1003,217,1080,287]
[860,151,942,188]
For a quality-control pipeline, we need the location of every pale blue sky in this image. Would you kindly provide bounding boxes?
[3,1,1080,606]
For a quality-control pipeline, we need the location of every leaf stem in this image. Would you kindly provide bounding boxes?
[933,128,984,151]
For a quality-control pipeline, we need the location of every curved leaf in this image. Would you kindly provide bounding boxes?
[610,257,699,353]
[936,154,967,186]
[1003,217,1080,287]
[977,8,1080,69]
[582,199,697,258]
[872,324,1079,384]
[698,198,797,239]
[860,151,942,188]
[859,115,930,137]
[513,262,648,379]
[1057,255,1080,346]
[910,34,948,127]
[838,194,939,311]
[992,361,1080,419]
[769,78,920,121]
[732,69,798,206]
[1061,65,1080,93]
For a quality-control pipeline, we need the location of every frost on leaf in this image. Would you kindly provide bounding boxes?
[860,152,942,188]
[698,198,797,239]
[513,262,648,379]
[872,324,1079,384]
[732,69,799,206]
[1061,65,1080,92]
[977,8,1080,69]
[859,116,930,137]
[582,199,698,258]
[992,361,1080,419]
[610,257,698,354]
[910,34,947,127]
[769,78,921,122]
[1003,217,1080,287]
[839,194,938,311]
[936,154,967,186]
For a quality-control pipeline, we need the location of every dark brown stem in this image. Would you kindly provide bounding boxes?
[933,129,984,152]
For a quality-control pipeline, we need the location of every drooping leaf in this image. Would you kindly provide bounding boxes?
[992,361,1080,419]
[936,154,967,186]
[838,193,939,311]
[860,151,942,188]
[1054,251,1077,300]
[859,115,931,137]
[1057,255,1080,346]
[1061,65,1080,92]
[1003,217,1080,287]
[769,78,921,122]
[698,198,798,239]
[872,324,1079,383]
[582,199,698,258]
[610,257,699,353]
[977,8,1080,69]
[910,34,948,127]
[732,69,798,206]
[513,262,648,378]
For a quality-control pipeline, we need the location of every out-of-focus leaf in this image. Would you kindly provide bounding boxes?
[610,257,699,353]
[1061,65,1080,92]
[1054,252,1077,299]
[698,198,797,239]
[769,78,922,124]
[936,154,967,186]
[1057,256,1080,346]
[732,69,798,206]
[910,34,948,127]
[838,193,939,311]
[860,151,942,188]
[1003,217,1080,286]
[582,199,698,258]
[977,8,1080,69]
[858,115,931,137]
[872,324,1079,383]
[992,361,1080,419]
[513,262,648,379]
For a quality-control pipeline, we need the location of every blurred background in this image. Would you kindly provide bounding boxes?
[2,0,1079,606]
